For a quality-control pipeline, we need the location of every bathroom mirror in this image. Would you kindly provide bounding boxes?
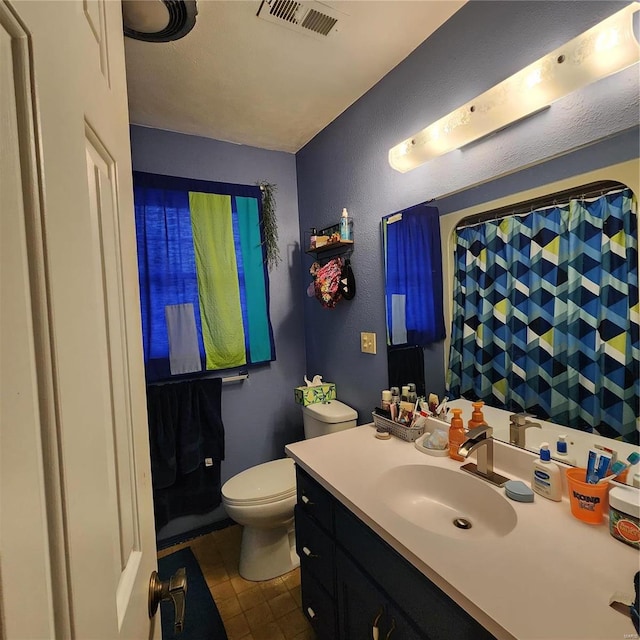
[382,203,446,399]
[384,161,640,485]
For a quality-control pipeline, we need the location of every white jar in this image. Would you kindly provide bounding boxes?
[609,485,640,549]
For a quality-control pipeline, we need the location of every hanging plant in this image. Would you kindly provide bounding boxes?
[258,181,281,270]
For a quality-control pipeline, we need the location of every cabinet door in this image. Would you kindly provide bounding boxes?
[335,504,496,640]
[336,549,425,640]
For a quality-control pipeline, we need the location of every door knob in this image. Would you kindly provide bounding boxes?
[148,567,187,633]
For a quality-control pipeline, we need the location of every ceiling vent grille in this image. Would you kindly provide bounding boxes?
[257,0,343,39]
[301,8,337,36]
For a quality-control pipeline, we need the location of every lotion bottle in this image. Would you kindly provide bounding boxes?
[552,434,576,466]
[448,408,466,462]
[531,443,562,501]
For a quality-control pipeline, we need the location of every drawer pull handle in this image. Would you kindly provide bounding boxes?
[372,606,383,640]
[302,546,318,558]
[307,607,316,619]
[385,617,396,639]
[301,494,314,505]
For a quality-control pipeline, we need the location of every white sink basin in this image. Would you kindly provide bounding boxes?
[375,464,517,540]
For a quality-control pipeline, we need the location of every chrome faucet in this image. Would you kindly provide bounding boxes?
[458,425,510,487]
[509,412,541,447]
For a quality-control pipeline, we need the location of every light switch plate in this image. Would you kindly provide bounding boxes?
[361,332,376,354]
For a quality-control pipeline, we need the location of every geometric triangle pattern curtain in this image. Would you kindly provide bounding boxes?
[447,187,639,444]
[133,172,276,382]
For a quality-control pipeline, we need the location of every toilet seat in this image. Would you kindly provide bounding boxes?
[222,458,296,506]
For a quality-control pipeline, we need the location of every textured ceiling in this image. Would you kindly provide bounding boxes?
[124,1,466,153]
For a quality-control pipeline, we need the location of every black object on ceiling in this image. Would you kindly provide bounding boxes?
[123,0,198,43]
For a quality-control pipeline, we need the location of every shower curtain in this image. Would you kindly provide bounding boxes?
[447,188,639,443]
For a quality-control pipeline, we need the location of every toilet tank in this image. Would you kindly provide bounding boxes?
[302,400,357,439]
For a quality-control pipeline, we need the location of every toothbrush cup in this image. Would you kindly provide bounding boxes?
[566,468,611,525]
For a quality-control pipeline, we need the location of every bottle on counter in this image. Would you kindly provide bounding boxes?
[381,390,392,413]
[552,434,576,466]
[531,443,562,501]
[467,401,487,429]
[448,408,466,461]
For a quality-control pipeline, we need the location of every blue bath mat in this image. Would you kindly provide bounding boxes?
[158,546,228,640]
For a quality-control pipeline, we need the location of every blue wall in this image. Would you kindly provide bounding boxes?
[129,125,306,540]
[296,1,639,422]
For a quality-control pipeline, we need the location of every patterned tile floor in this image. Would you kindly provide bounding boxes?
[158,525,316,640]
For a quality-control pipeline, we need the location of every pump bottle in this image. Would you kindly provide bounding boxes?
[552,434,576,466]
[467,401,487,429]
[532,443,562,501]
[448,408,466,462]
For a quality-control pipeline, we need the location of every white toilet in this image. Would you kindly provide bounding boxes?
[221,399,357,581]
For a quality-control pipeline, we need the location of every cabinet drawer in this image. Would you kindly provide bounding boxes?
[296,466,334,533]
[301,570,337,640]
[295,505,335,595]
[335,503,496,640]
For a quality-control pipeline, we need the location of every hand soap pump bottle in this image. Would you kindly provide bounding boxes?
[448,408,466,462]
[468,401,487,429]
[340,208,353,241]
[532,443,562,501]
[553,434,576,466]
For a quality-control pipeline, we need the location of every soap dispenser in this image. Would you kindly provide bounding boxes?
[532,443,562,501]
[553,434,576,466]
[467,401,487,429]
[448,408,466,462]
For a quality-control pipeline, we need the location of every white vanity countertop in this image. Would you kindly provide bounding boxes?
[285,424,638,640]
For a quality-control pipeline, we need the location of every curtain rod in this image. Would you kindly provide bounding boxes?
[147,370,249,387]
[456,180,627,229]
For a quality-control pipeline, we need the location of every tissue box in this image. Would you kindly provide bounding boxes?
[294,383,336,406]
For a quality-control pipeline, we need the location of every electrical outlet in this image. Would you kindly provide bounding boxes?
[361,332,376,354]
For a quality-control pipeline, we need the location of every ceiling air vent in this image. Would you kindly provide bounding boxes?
[257,0,344,39]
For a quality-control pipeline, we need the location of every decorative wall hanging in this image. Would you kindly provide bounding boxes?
[258,181,281,270]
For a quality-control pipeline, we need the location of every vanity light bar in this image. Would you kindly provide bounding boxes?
[388,3,640,173]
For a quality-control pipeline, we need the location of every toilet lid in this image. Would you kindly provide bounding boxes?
[303,399,357,424]
[222,458,296,505]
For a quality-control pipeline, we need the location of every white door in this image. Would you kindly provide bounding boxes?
[0,1,159,638]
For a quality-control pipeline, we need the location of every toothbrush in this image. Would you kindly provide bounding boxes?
[597,460,629,484]
[435,396,449,418]
[626,451,640,466]
[598,452,640,484]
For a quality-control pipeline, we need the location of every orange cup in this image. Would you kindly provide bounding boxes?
[566,468,610,525]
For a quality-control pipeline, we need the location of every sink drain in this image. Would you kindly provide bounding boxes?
[453,517,472,530]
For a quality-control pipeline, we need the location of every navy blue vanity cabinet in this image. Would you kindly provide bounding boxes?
[294,465,498,640]
[295,467,338,639]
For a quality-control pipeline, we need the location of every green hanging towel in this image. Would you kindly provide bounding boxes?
[189,192,246,370]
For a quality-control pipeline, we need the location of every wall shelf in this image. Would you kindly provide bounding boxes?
[306,239,353,258]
